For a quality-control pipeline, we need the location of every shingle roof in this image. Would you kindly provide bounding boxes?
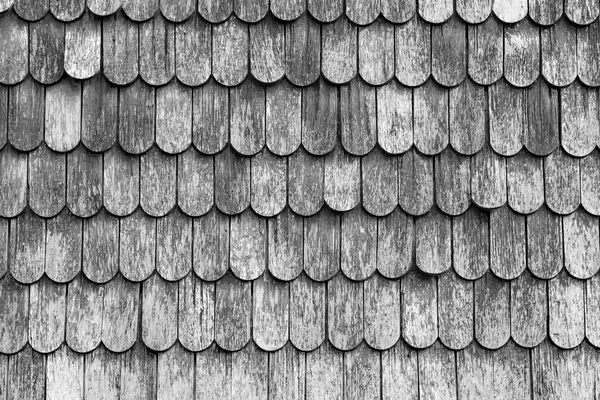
[1,0,600,398]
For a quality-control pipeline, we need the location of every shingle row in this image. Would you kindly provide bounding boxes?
[0,340,597,400]
[1,0,599,26]
[2,75,600,157]
[2,11,600,88]
[0,204,598,285]
[1,267,599,355]
[1,142,599,219]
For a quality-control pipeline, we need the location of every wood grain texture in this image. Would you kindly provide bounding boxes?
[561,81,600,157]
[83,210,119,283]
[29,276,66,353]
[156,80,192,154]
[45,210,82,283]
[302,78,338,155]
[381,340,418,399]
[0,11,28,85]
[435,149,471,215]
[457,341,530,399]
[46,345,84,400]
[230,210,266,280]
[215,273,251,351]
[253,271,289,351]
[66,275,103,353]
[0,275,29,354]
[0,146,27,218]
[586,274,600,346]
[198,0,232,22]
[82,75,117,152]
[304,208,340,281]
[438,270,473,350]
[14,0,49,20]
[5,344,46,399]
[398,148,434,216]
[453,207,489,280]
[328,274,363,350]
[251,149,287,217]
[581,150,600,215]
[84,345,121,399]
[468,17,502,85]
[250,15,284,84]
[449,78,486,155]
[215,145,251,214]
[359,19,394,85]
[87,0,121,15]
[511,270,547,348]
[530,0,563,25]
[103,146,139,216]
[66,146,102,218]
[549,271,585,349]
[192,79,229,154]
[488,79,524,156]
[160,0,194,21]
[493,0,527,22]
[193,208,229,281]
[475,272,510,349]
[340,78,377,156]
[306,340,343,399]
[140,147,176,217]
[266,79,301,156]
[212,16,248,86]
[286,14,320,86]
[175,13,210,86]
[432,16,466,87]
[142,274,178,351]
[541,19,577,87]
[578,19,600,87]
[457,0,492,23]
[119,209,156,282]
[195,344,232,399]
[402,271,437,348]
[177,148,213,217]
[0,85,6,150]
[268,343,306,399]
[120,343,157,399]
[45,78,81,152]
[0,218,7,278]
[156,209,192,281]
[50,0,85,21]
[363,146,398,216]
[157,344,194,400]
[270,0,304,20]
[139,14,175,86]
[395,16,430,86]
[29,14,65,84]
[8,76,44,151]
[290,273,325,351]
[344,342,380,399]
[418,341,457,400]
[122,0,157,21]
[413,80,449,155]
[419,0,452,22]
[232,343,268,399]
[308,0,343,22]
[545,148,580,215]
[230,79,265,156]
[288,148,324,216]
[490,207,526,279]
[118,79,155,154]
[563,208,600,279]
[527,205,564,279]
[377,80,412,154]
[178,274,214,351]
[341,208,377,280]
[102,11,139,85]
[504,20,540,87]
[566,0,599,24]
[324,145,361,212]
[322,16,357,85]
[524,79,560,156]
[377,208,413,279]
[381,0,415,22]
[347,0,378,25]
[234,0,267,22]
[507,150,544,214]
[268,208,303,281]
[101,274,139,353]
[64,11,101,79]
[29,144,66,218]
[9,210,46,284]
[364,273,401,350]
[415,207,452,275]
